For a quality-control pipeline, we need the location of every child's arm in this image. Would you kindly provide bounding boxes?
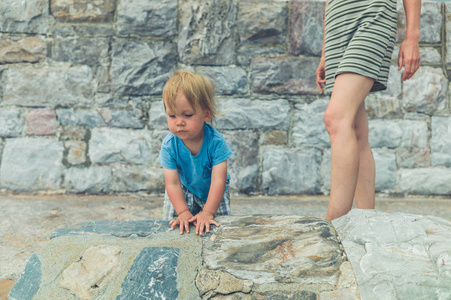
[189,160,228,235]
[163,167,193,234]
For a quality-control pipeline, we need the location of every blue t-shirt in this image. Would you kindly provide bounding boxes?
[158,123,233,202]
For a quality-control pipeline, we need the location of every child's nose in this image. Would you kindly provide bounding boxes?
[176,118,185,126]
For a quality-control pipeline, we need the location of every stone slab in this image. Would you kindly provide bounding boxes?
[51,220,169,239]
[4,196,451,299]
[9,224,202,300]
[117,247,180,299]
[333,209,451,300]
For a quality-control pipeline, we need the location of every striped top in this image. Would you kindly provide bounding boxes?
[324,0,397,94]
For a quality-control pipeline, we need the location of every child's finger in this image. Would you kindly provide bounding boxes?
[198,223,205,235]
[170,220,178,231]
[183,221,190,234]
[210,220,220,227]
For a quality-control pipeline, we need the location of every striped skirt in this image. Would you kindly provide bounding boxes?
[324,0,397,94]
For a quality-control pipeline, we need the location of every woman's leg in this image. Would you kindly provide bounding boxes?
[354,102,376,209]
[324,73,375,221]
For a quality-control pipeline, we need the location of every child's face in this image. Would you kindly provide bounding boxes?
[165,92,211,143]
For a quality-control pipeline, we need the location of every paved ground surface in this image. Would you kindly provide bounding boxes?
[1,192,450,299]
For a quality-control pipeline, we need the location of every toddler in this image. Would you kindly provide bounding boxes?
[158,70,233,235]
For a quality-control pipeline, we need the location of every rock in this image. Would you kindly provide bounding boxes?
[109,109,145,129]
[289,0,325,56]
[110,165,164,193]
[59,245,122,300]
[373,148,397,191]
[292,99,330,147]
[63,166,112,193]
[2,63,95,107]
[402,66,447,114]
[262,148,322,195]
[89,128,152,164]
[222,130,259,194]
[333,210,451,300]
[251,56,320,95]
[117,0,177,37]
[216,99,290,130]
[64,140,87,165]
[178,0,235,65]
[396,148,430,168]
[112,39,176,96]
[11,213,451,299]
[116,247,180,300]
[195,66,248,95]
[237,0,287,55]
[0,108,24,137]
[431,116,451,167]
[0,37,46,64]
[8,254,42,300]
[51,37,109,65]
[196,268,254,297]
[0,0,49,33]
[369,120,428,149]
[56,109,106,127]
[148,101,167,130]
[203,216,342,286]
[447,3,451,66]
[397,1,441,43]
[50,0,117,22]
[398,168,451,195]
[0,138,63,191]
[26,109,56,136]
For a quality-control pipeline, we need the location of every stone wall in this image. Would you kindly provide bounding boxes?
[0,0,450,196]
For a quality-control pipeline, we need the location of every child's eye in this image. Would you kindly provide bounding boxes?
[168,114,176,118]
[185,114,193,118]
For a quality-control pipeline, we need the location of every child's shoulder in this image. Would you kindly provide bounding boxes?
[161,132,177,146]
[205,123,224,139]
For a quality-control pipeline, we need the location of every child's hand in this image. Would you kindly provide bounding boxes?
[189,211,219,235]
[169,211,194,235]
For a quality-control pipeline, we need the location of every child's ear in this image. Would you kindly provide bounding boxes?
[204,109,212,122]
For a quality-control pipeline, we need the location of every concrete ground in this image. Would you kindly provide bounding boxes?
[1,192,450,299]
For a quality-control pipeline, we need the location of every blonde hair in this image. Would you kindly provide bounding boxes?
[162,70,217,124]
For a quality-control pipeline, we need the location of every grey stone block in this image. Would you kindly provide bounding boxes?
[57,109,106,127]
[237,0,287,54]
[2,64,95,108]
[51,220,169,239]
[216,99,290,130]
[289,0,325,56]
[89,128,152,164]
[51,0,116,22]
[8,254,42,300]
[178,0,235,65]
[117,247,180,300]
[195,66,248,95]
[0,138,63,191]
[402,66,448,115]
[262,148,322,195]
[223,130,259,194]
[292,99,330,148]
[112,39,176,96]
[0,0,48,33]
[0,108,24,137]
[431,116,451,166]
[399,168,451,195]
[251,56,320,95]
[373,148,397,191]
[117,0,177,37]
[52,37,110,65]
[63,166,112,193]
